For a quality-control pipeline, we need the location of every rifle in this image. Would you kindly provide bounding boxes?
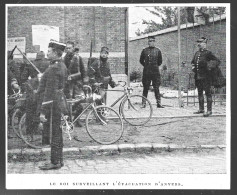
[8,46,17,60]
[88,40,93,68]
[16,46,41,74]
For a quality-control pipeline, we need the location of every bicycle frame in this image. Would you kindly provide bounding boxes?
[105,84,137,111]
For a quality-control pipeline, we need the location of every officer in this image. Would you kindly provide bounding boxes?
[64,41,86,127]
[139,36,164,108]
[38,41,68,170]
[191,37,220,117]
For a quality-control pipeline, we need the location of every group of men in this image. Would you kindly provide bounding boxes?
[8,40,116,170]
[8,34,221,170]
[140,35,220,117]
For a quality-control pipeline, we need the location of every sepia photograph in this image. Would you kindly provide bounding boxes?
[6,3,230,190]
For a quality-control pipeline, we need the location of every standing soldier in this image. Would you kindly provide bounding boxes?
[139,36,164,108]
[191,37,220,117]
[64,41,86,127]
[38,41,68,170]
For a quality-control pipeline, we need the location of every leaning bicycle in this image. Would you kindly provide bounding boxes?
[102,81,153,126]
[19,84,124,148]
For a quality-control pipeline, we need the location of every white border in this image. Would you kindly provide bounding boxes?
[6,3,231,190]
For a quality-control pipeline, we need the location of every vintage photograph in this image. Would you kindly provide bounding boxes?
[6,3,230,189]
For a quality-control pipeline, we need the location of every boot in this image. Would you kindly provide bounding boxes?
[194,95,204,114]
[157,100,164,108]
[203,111,212,117]
[39,162,62,170]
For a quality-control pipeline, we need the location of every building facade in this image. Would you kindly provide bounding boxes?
[7,6,127,74]
[129,16,226,90]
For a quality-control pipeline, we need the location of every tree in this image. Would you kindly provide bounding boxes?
[141,7,187,34]
[138,6,226,35]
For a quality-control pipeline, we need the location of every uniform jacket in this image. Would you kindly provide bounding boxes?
[88,57,116,89]
[37,59,68,115]
[64,52,86,83]
[191,49,220,80]
[25,77,40,121]
[139,46,162,75]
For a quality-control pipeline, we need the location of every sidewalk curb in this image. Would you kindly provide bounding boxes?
[8,143,226,156]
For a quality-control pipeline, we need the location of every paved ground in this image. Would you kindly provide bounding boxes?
[7,148,226,174]
[7,116,226,150]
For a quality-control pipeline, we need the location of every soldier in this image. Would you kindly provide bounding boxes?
[64,41,86,127]
[21,51,50,84]
[191,37,220,117]
[139,36,164,108]
[38,41,68,170]
[88,46,116,104]
[24,74,42,142]
[21,51,50,141]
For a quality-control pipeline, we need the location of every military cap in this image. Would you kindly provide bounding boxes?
[148,36,155,41]
[48,40,66,51]
[196,37,208,43]
[36,51,45,60]
[100,46,109,54]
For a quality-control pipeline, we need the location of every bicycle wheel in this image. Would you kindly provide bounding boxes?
[19,113,43,149]
[11,108,24,138]
[121,95,153,126]
[86,106,124,145]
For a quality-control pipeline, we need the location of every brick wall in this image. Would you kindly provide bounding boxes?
[7,6,126,74]
[129,19,226,90]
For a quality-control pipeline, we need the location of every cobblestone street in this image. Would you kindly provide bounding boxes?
[8,149,226,174]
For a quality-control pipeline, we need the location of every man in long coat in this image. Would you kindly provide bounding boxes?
[38,41,68,170]
[191,37,220,117]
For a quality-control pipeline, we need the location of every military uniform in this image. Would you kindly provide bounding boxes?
[64,52,86,98]
[88,56,116,104]
[191,39,220,114]
[140,44,163,106]
[64,51,86,125]
[38,59,68,166]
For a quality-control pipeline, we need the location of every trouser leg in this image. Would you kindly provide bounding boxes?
[42,113,50,144]
[51,110,63,165]
[142,75,151,99]
[151,75,161,104]
[204,80,212,112]
[196,80,204,111]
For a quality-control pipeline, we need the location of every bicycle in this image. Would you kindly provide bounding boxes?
[18,84,124,148]
[8,89,26,138]
[103,81,153,126]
